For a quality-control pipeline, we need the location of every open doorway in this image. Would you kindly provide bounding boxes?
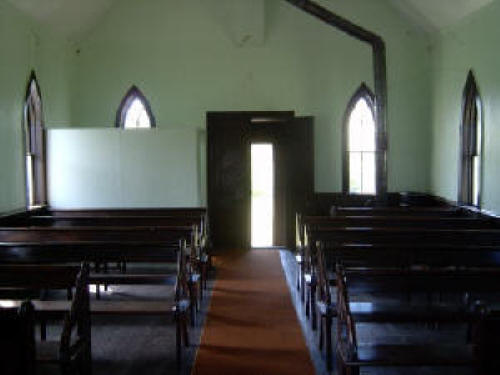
[207,112,313,250]
[251,143,274,247]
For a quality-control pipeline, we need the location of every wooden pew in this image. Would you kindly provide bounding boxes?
[333,206,468,217]
[302,215,499,229]
[315,243,500,370]
[0,239,201,323]
[294,211,489,295]
[0,218,208,288]
[334,265,498,375]
[44,207,207,217]
[0,225,198,281]
[306,226,500,246]
[40,207,208,243]
[0,225,194,243]
[0,256,191,367]
[0,300,36,375]
[302,226,500,330]
[321,243,500,269]
[20,215,209,287]
[0,264,91,375]
[304,226,500,293]
[296,205,500,371]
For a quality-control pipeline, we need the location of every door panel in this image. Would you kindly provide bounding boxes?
[207,113,250,249]
[281,117,314,248]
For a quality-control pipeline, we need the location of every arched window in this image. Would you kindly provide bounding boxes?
[115,86,156,129]
[23,71,47,208]
[343,84,377,194]
[458,71,482,207]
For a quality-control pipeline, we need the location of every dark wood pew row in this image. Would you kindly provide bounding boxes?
[303,215,500,229]
[0,224,201,273]
[0,264,91,375]
[322,243,500,269]
[304,226,500,281]
[303,226,500,290]
[39,207,208,244]
[333,265,500,374]
[294,210,488,291]
[0,217,209,281]
[0,225,208,295]
[3,207,209,252]
[0,259,192,367]
[299,226,500,322]
[333,205,469,217]
[295,215,499,278]
[315,244,500,371]
[0,225,201,284]
[308,242,500,327]
[0,300,36,375]
[45,207,207,217]
[296,209,478,242]
[0,225,194,242]
[12,210,210,282]
[294,205,500,372]
[0,239,202,323]
[24,216,201,230]
[296,207,475,246]
[0,223,204,318]
[306,226,500,246]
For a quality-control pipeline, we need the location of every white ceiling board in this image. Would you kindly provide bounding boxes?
[5,0,496,40]
[6,0,116,40]
[390,0,494,33]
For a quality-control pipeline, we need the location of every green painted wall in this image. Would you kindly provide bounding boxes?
[69,0,432,201]
[0,0,71,213]
[0,1,32,212]
[430,0,500,214]
[1,0,435,211]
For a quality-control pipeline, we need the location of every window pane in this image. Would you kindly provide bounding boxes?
[348,98,376,152]
[124,98,151,129]
[362,152,376,194]
[26,155,34,207]
[472,155,480,206]
[349,152,362,194]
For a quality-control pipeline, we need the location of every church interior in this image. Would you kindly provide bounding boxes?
[1,0,500,374]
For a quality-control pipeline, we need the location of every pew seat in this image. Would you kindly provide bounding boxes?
[1,299,188,316]
[341,343,476,368]
[318,301,471,322]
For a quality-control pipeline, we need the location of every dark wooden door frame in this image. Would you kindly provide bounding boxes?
[284,0,388,196]
[207,111,294,250]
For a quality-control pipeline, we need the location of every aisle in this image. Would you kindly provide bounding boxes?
[192,250,315,375]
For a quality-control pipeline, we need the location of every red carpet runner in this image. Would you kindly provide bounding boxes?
[192,250,315,375]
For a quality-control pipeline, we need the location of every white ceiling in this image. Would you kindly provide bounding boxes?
[5,0,495,40]
[389,0,494,33]
[6,0,115,40]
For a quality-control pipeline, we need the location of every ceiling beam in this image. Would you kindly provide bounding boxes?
[284,0,388,196]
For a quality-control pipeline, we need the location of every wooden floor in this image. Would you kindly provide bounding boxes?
[192,249,315,375]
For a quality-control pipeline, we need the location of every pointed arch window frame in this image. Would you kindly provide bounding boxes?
[23,70,47,208]
[115,85,157,129]
[458,70,483,208]
[342,83,380,195]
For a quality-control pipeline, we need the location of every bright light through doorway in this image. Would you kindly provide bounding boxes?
[251,144,274,248]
